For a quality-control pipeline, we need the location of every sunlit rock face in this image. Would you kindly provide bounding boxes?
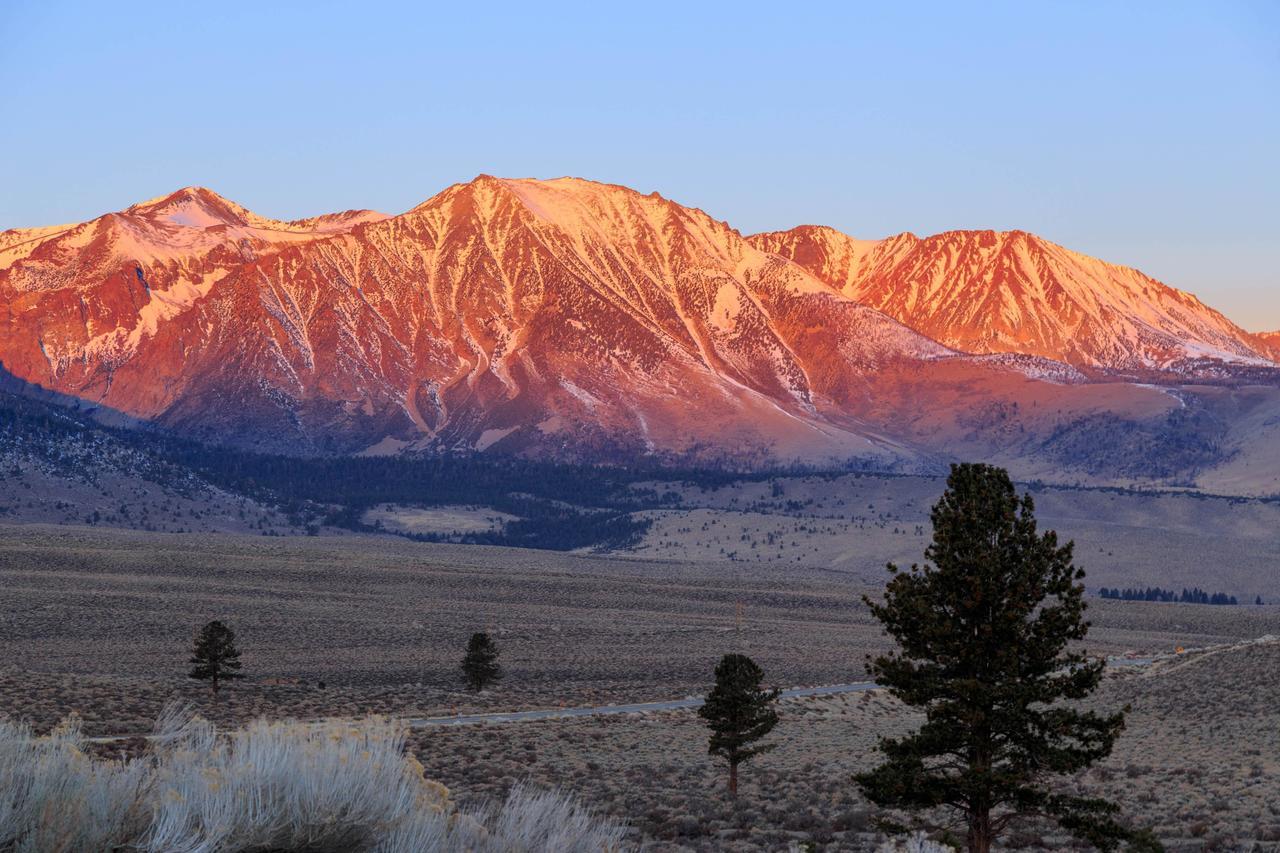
[1,177,1273,467]
[750,225,1273,372]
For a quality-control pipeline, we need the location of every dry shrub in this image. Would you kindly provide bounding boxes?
[466,783,631,852]
[875,831,957,852]
[0,715,150,852]
[0,707,628,852]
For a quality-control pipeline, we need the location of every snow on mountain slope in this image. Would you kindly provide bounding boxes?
[0,188,386,380]
[1,177,1272,482]
[1255,331,1280,360]
[287,209,390,233]
[749,225,1274,371]
[0,177,961,461]
[1,187,384,274]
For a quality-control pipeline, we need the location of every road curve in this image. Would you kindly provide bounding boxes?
[407,681,880,728]
[84,656,1155,742]
[407,657,1155,729]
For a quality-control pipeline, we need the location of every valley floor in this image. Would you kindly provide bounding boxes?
[3,526,1279,848]
[411,639,1280,851]
[621,473,1280,599]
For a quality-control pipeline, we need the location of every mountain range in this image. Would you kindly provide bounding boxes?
[749,225,1273,371]
[2,176,1277,493]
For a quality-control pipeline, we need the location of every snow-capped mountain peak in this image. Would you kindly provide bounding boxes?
[0,176,1273,469]
[750,225,1272,370]
[124,186,257,229]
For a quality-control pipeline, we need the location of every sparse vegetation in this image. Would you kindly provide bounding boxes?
[876,832,957,852]
[405,638,1280,851]
[2,495,1279,848]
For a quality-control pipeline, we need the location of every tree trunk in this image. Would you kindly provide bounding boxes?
[729,760,738,796]
[968,734,993,853]
[967,809,992,853]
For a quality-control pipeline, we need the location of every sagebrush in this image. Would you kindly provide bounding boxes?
[0,707,628,852]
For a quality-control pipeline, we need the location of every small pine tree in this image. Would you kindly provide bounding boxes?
[698,653,779,796]
[188,620,243,695]
[857,463,1159,853]
[461,632,501,692]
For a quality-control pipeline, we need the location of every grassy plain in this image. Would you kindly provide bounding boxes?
[413,639,1280,850]
[3,483,1277,850]
[4,522,1276,732]
[362,504,519,535]
[624,473,1280,599]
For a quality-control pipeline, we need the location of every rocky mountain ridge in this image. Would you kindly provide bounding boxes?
[2,176,1276,489]
[749,224,1271,371]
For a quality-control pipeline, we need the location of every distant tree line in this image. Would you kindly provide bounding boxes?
[1099,586,1239,605]
[405,508,653,551]
[0,381,853,551]
[154,438,759,550]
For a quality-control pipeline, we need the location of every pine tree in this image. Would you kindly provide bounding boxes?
[857,463,1160,853]
[188,620,244,695]
[698,653,779,796]
[460,632,501,692]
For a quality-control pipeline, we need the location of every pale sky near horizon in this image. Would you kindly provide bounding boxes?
[2,1,1277,330]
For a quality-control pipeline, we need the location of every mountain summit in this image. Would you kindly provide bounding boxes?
[0,177,954,459]
[749,225,1270,371]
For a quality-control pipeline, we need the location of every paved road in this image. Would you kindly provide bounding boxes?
[407,681,880,728]
[406,657,1156,729]
[84,656,1157,742]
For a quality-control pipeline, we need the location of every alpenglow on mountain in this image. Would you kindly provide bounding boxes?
[749,225,1270,371]
[2,176,1277,490]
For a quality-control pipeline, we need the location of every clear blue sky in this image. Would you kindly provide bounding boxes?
[2,1,1277,329]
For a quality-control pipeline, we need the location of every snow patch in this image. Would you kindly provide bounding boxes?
[82,271,222,361]
[560,381,599,411]
[708,282,741,332]
[536,415,565,434]
[358,436,412,456]
[476,426,517,450]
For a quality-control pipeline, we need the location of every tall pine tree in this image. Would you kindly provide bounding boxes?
[460,632,502,692]
[857,464,1159,852]
[698,653,779,796]
[188,620,244,695]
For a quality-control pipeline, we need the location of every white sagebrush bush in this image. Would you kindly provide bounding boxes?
[0,715,150,853]
[142,711,452,852]
[876,830,956,853]
[0,707,631,853]
[462,782,631,852]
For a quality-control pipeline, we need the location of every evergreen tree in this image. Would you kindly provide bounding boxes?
[857,463,1159,853]
[698,653,779,796]
[460,632,501,692]
[188,620,244,695]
